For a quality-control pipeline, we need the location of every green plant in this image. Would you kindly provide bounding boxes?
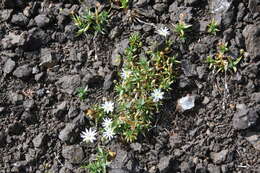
[207,19,220,35]
[206,42,244,73]
[82,147,110,173]
[84,32,179,142]
[72,8,108,35]
[77,86,88,101]
[119,0,129,9]
[173,14,192,41]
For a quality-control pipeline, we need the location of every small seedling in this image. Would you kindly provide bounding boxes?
[72,8,108,35]
[77,85,89,101]
[173,14,192,41]
[207,19,220,35]
[81,147,111,173]
[206,42,244,73]
[110,0,129,9]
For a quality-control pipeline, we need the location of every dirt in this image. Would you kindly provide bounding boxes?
[0,0,260,173]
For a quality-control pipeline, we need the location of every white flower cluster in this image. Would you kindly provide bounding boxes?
[81,101,116,143]
[151,88,164,102]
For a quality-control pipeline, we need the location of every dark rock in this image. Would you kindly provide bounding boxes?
[3,59,16,74]
[40,48,57,68]
[245,132,260,151]
[21,111,37,124]
[69,48,82,62]
[23,99,35,111]
[194,43,208,54]
[210,150,229,164]
[11,13,29,27]
[0,131,6,147]
[8,122,25,135]
[0,9,13,22]
[35,72,44,81]
[24,28,50,51]
[59,123,77,144]
[232,106,258,130]
[13,64,32,78]
[53,101,68,120]
[207,164,221,173]
[169,133,182,148]
[195,163,207,173]
[64,24,78,41]
[242,24,260,58]
[67,106,80,119]
[198,20,208,32]
[57,75,81,94]
[237,3,246,22]
[62,145,84,164]
[34,14,50,28]
[32,133,47,148]
[111,39,129,67]
[158,156,172,173]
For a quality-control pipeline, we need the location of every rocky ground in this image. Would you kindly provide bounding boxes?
[1,0,260,172]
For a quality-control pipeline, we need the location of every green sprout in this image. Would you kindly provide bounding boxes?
[207,19,220,35]
[77,86,89,101]
[72,8,108,36]
[119,0,129,9]
[206,42,244,73]
[82,147,111,173]
[173,14,192,41]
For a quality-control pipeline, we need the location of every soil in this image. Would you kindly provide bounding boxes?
[1,0,260,173]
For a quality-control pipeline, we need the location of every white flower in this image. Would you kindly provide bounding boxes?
[151,88,164,102]
[156,27,170,37]
[101,101,114,113]
[102,118,113,129]
[121,69,132,79]
[80,128,97,143]
[103,127,115,141]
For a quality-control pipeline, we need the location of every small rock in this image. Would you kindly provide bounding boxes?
[251,92,260,103]
[32,133,47,148]
[198,20,208,32]
[110,148,128,169]
[182,60,197,77]
[210,150,229,164]
[153,3,167,13]
[185,0,200,5]
[248,0,260,13]
[158,156,172,173]
[67,106,80,120]
[13,64,32,78]
[59,123,77,144]
[245,132,260,151]
[40,48,57,68]
[108,168,131,173]
[0,9,13,22]
[53,101,68,120]
[35,14,50,28]
[177,94,196,112]
[207,164,221,173]
[130,143,142,152]
[103,72,114,91]
[62,145,84,164]
[21,111,37,124]
[242,24,260,58]
[232,107,258,130]
[111,39,129,67]
[169,133,182,148]
[180,161,194,173]
[11,13,29,27]
[9,92,24,105]
[57,75,81,94]
[3,59,16,74]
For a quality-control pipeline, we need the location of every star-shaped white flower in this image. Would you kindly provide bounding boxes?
[80,128,97,143]
[151,88,164,102]
[103,127,115,141]
[101,101,114,113]
[156,27,170,38]
[102,118,113,129]
[121,69,132,80]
